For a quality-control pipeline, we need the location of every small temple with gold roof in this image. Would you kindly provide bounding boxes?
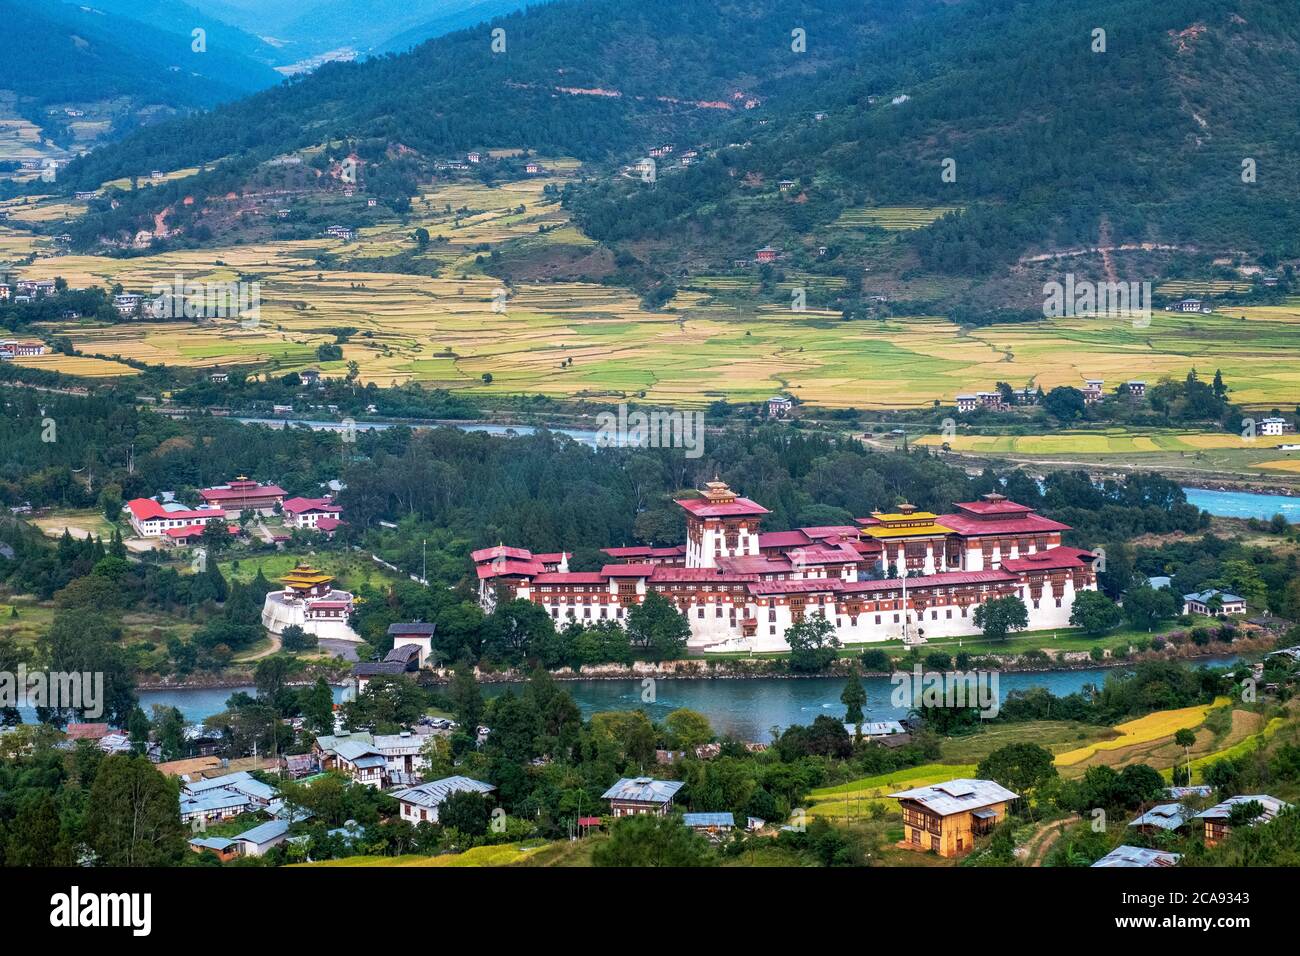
[260,563,360,643]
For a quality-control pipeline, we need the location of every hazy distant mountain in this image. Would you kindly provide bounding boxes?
[0,0,279,126]
[66,0,286,70]
[187,0,536,61]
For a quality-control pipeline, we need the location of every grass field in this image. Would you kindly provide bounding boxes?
[804,763,977,818]
[294,842,548,867]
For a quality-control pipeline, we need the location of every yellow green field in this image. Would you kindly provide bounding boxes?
[1053,697,1230,767]
[916,430,1262,455]
[833,205,961,230]
[7,166,1300,409]
[804,763,976,818]
[293,842,546,867]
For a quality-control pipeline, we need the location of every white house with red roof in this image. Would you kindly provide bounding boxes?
[472,482,1097,652]
[198,477,287,518]
[281,496,343,530]
[125,498,228,538]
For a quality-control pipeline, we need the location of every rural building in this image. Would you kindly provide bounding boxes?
[125,498,227,538]
[209,371,229,383]
[954,394,977,413]
[1260,417,1294,436]
[525,162,541,174]
[602,777,685,817]
[1124,380,1146,398]
[889,778,1019,857]
[1091,845,1181,867]
[467,151,481,163]
[755,245,778,263]
[188,836,240,862]
[1128,803,1194,835]
[1196,794,1291,846]
[312,732,387,787]
[282,496,343,529]
[392,776,495,825]
[1082,379,1105,404]
[198,476,286,517]
[1182,589,1247,617]
[682,812,734,836]
[232,819,292,857]
[767,395,794,418]
[113,293,142,316]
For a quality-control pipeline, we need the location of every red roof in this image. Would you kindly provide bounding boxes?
[841,569,1018,592]
[716,555,793,574]
[282,496,341,515]
[577,816,603,827]
[649,567,757,583]
[786,543,861,565]
[758,530,812,549]
[603,545,655,559]
[65,722,110,740]
[1000,546,1095,572]
[315,517,343,532]
[533,552,567,564]
[934,512,1069,536]
[198,480,286,502]
[163,523,236,538]
[747,579,843,596]
[953,496,1034,517]
[601,564,656,577]
[799,525,860,540]
[674,496,770,518]
[476,559,544,579]
[309,600,351,610]
[531,572,608,585]
[126,498,221,522]
[471,544,534,563]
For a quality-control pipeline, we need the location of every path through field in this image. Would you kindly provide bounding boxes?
[1022,815,1079,867]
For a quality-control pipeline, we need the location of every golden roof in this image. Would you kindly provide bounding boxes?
[280,564,335,587]
[863,522,954,539]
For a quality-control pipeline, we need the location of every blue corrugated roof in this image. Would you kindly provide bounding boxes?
[234,818,291,846]
[682,812,734,827]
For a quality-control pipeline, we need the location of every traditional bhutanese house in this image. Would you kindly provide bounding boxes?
[188,836,240,863]
[1196,794,1291,846]
[312,732,386,787]
[954,394,978,413]
[602,777,685,817]
[232,818,292,857]
[755,245,778,263]
[682,812,735,835]
[1182,589,1247,617]
[473,544,546,608]
[889,778,1019,857]
[281,496,343,529]
[858,504,955,576]
[675,479,770,568]
[281,753,320,779]
[1128,803,1194,835]
[1091,845,1181,868]
[125,498,227,537]
[601,544,688,567]
[198,476,287,517]
[934,493,1071,572]
[386,622,437,667]
[64,722,111,742]
[392,775,495,825]
[162,522,239,547]
[844,719,907,739]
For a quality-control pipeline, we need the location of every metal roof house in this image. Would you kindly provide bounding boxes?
[1196,794,1292,846]
[889,778,1020,858]
[233,818,292,857]
[1091,845,1180,868]
[1183,589,1246,617]
[391,776,495,825]
[602,777,685,817]
[682,812,735,834]
[1128,803,1194,833]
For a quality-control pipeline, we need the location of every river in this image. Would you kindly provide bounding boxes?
[1183,487,1300,522]
[117,657,1238,741]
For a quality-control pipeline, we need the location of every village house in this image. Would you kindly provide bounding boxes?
[1128,803,1194,835]
[767,395,794,418]
[1124,380,1147,399]
[602,777,684,817]
[113,293,142,316]
[467,151,481,163]
[392,775,495,825]
[199,476,286,517]
[0,340,46,360]
[179,771,279,825]
[208,370,229,383]
[1197,794,1291,846]
[755,245,779,264]
[954,394,978,413]
[1260,417,1295,437]
[889,778,1019,857]
[385,622,437,667]
[682,812,735,837]
[187,836,241,862]
[231,819,292,857]
[1182,589,1247,617]
[282,496,343,529]
[324,225,355,241]
[311,732,387,787]
[1092,845,1181,867]
[1169,297,1213,314]
[525,162,542,174]
[1082,379,1105,404]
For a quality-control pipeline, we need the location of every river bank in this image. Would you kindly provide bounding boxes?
[133,630,1269,692]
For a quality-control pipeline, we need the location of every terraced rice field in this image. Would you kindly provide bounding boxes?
[10,171,1300,408]
[11,353,139,377]
[1156,280,1254,296]
[1053,697,1230,769]
[833,205,961,230]
[804,763,976,818]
